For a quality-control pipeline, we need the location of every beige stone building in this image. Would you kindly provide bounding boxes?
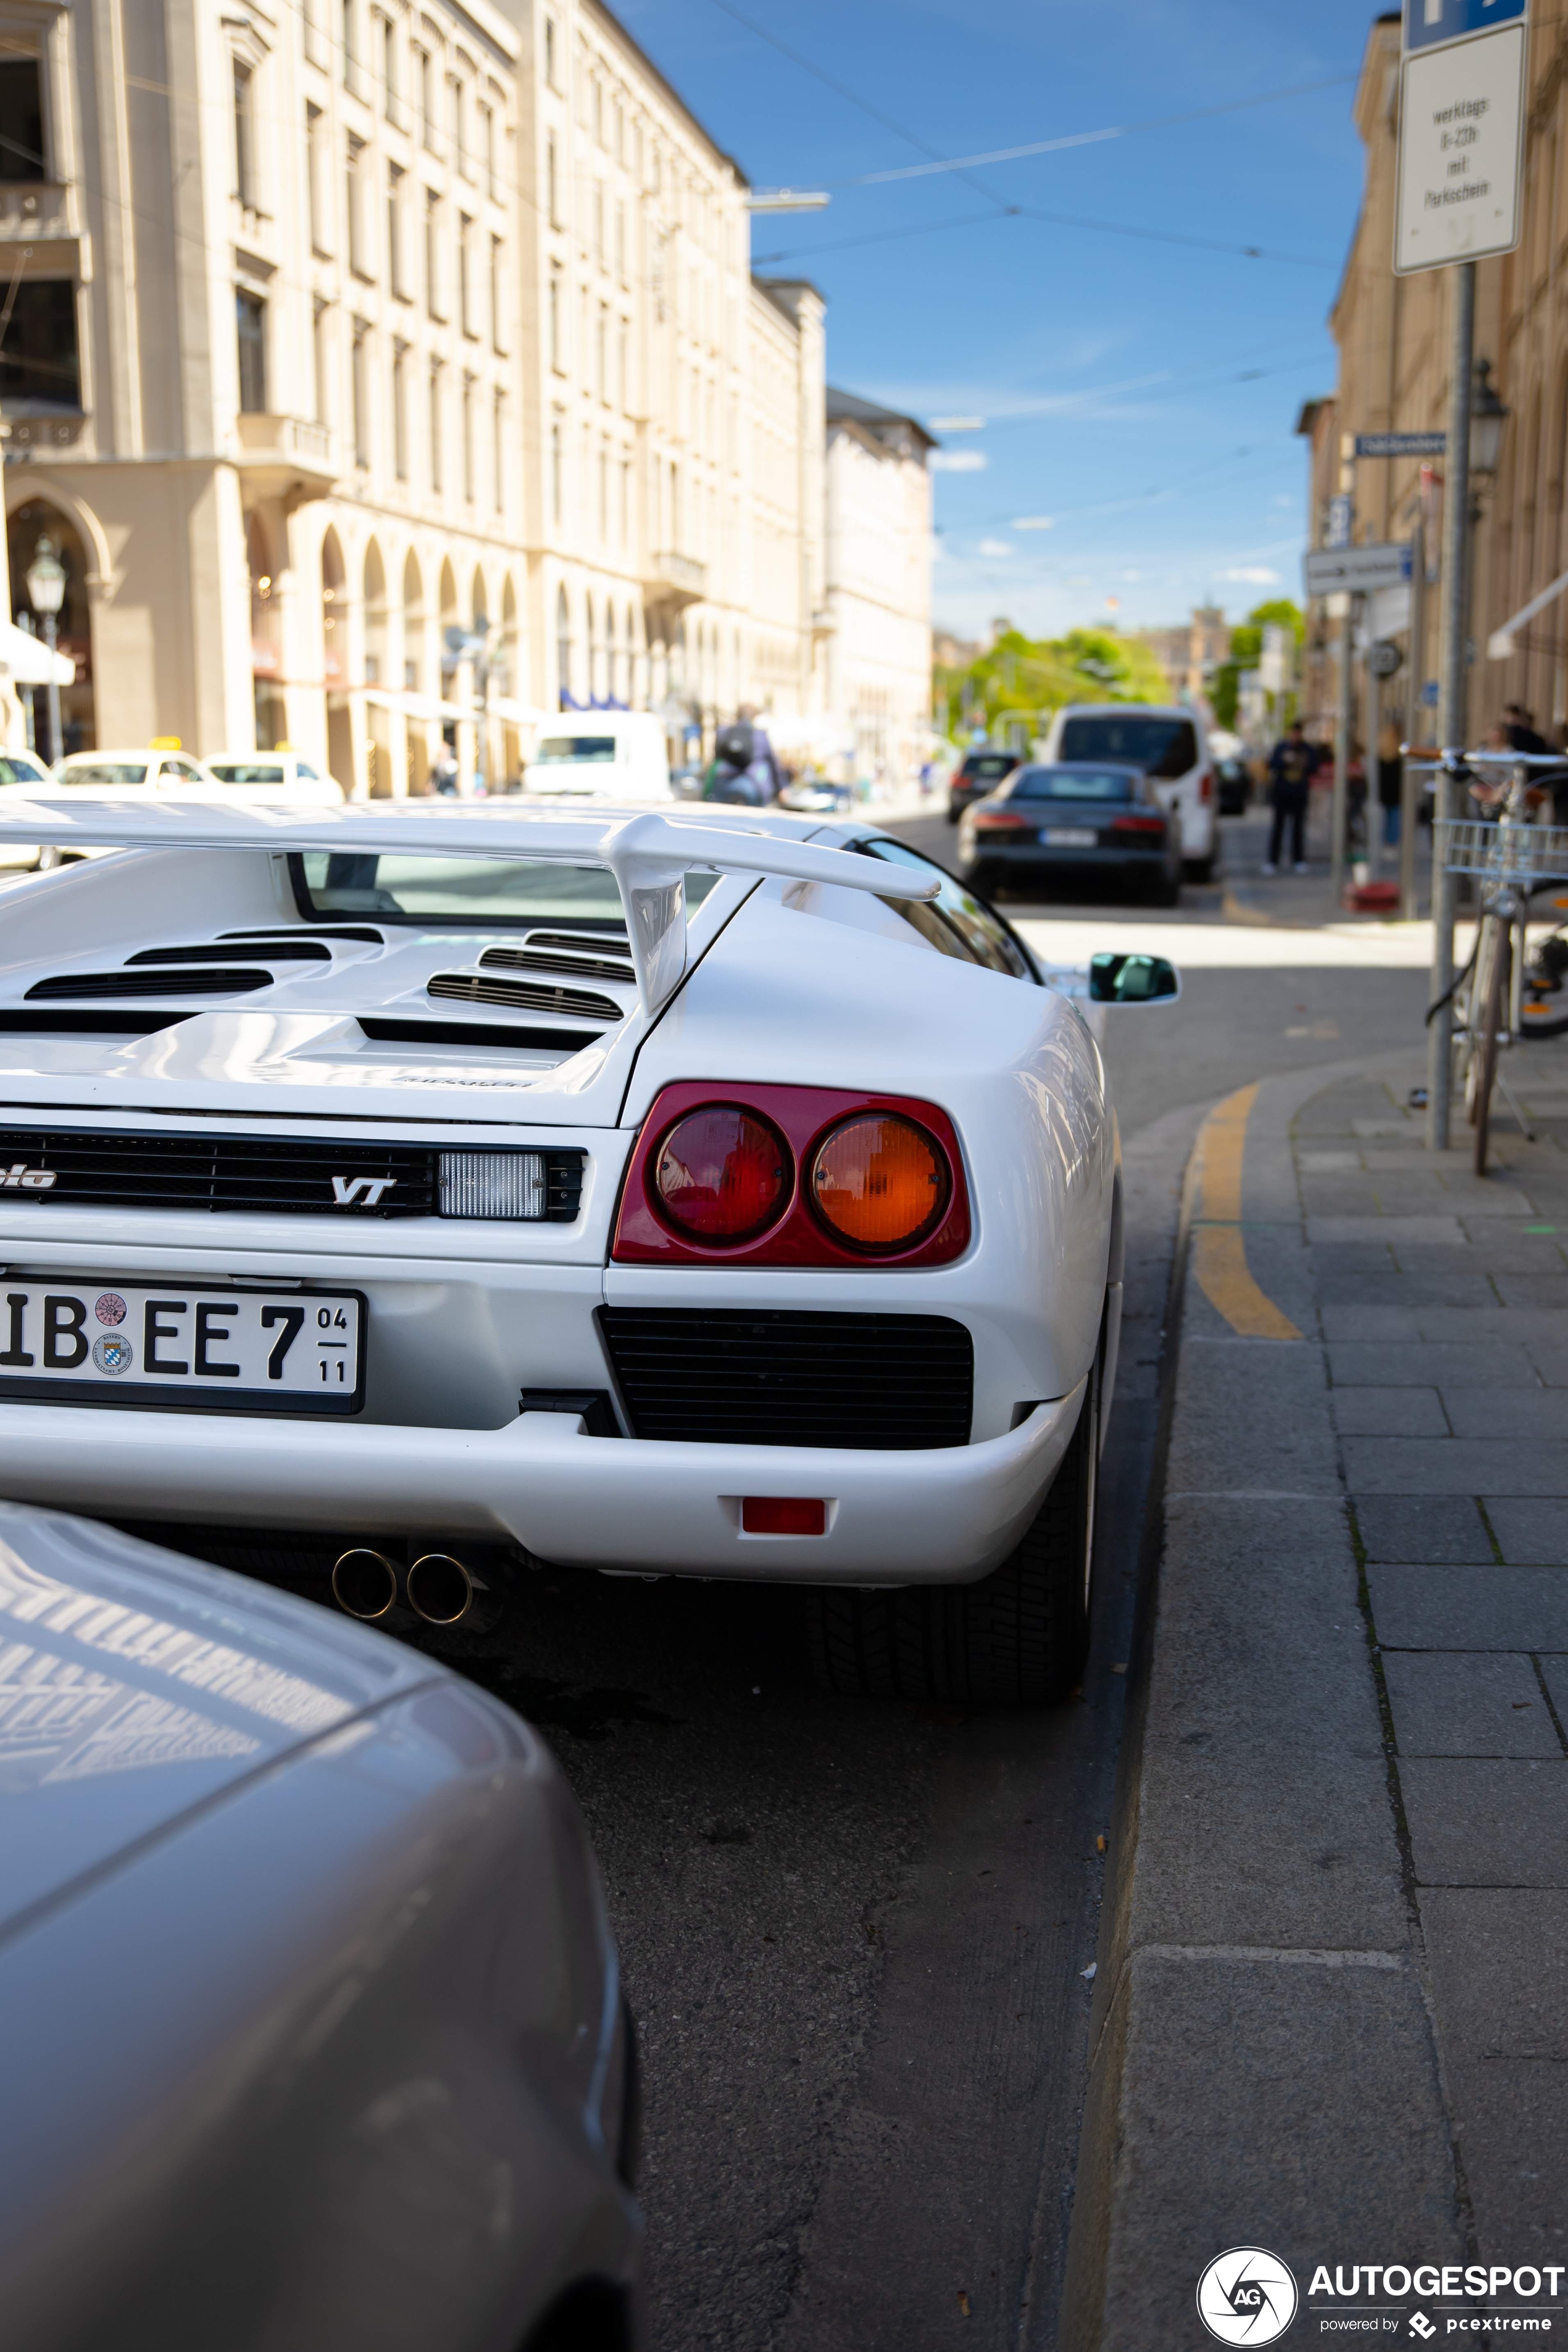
[1137,606,1229,707]
[1307,7,1568,748]
[823,386,933,783]
[0,0,930,786]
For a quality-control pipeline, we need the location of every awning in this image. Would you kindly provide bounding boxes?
[0,621,73,686]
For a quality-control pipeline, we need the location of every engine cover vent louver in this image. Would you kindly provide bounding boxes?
[128,940,332,965]
[223,925,385,945]
[598,1309,975,1450]
[481,938,636,986]
[427,972,623,1022]
[26,967,274,1000]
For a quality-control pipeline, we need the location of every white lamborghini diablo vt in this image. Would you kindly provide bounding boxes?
[0,796,1177,1704]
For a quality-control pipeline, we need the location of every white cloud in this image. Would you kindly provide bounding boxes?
[1222,565,1282,585]
[977,538,1013,557]
[1011,515,1054,530]
[930,449,988,473]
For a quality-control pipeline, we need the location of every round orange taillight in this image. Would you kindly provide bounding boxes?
[809,1114,951,1254]
[652,1106,792,1243]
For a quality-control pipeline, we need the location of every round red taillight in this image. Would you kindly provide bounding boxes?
[809,1114,951,1254]
[652,1106,792,1242]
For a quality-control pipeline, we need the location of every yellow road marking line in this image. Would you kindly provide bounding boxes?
[1191,1082,1303,1341]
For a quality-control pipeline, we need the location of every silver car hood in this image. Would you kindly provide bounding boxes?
[0,1508,435,1938]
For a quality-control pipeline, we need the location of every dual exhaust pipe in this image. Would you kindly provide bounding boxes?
[332,1547,494,1629]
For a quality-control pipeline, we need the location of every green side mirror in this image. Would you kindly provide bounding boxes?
[1088,951,1180,1004]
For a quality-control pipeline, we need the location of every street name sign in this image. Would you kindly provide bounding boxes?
[1327,494,1354,549]
[1354,430,1448,457]
[1395,0,1528,273]
[1303,543,1414,596]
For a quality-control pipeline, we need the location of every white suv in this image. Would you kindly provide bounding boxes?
[1040,705,1217,881]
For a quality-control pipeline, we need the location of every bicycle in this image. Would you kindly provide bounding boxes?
[1432,750,1568,1174]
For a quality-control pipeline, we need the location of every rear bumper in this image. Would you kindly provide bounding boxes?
[0,1385,1086,1585]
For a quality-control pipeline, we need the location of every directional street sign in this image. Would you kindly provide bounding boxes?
[1354,431,1448,457]
[1303,543,1414,597]
[1396,0,1528,273]
[1405,0,1527,54]
[1327,494,1354,550]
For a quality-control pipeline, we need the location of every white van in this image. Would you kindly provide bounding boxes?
[521,711,671,802]
[1040,704,1217,880]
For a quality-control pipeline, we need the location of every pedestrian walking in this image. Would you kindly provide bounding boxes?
[1262,720,1317,874]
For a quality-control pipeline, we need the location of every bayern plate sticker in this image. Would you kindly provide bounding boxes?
[0,1281,364,1407]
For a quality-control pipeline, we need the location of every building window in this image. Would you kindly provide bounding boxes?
[490,234,504,351]
[428,358,442,491]
[617,317,627,411]
[341,0,364,94]
[620,457,630,548]
[378,13,398,119]
[415,46,436,150]
[306,103,328,252]
[593,77,603,148]
[546,133,559,227]
[550,420,562,524]
[479,101,494,198]
[548,265,562,373]
[449,74,464,173]
[593,181,604,267]
[556,586,571,703]
[232,61,256,206]
[236,288,267,414]
[387,162,406,296]
[345,135,368,275]
[424,188,442,317]
[457,213,473,335]
[493,390,504,513]
[544,17,557,90]
[616,200,626,284]
[462,372,474,503]
[0,59,45,183]
[312,298,330,423]
[392,340,408,479]
[597,441,607,540]
[351,320,370,467]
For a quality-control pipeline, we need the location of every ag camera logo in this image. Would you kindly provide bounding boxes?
[1197,2248,1299,2345]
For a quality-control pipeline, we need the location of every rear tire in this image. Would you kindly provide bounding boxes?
[1184,851,1216,884]
[804,1363,1099,1708]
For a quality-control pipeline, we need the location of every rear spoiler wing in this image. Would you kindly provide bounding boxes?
[0,798,938,1015]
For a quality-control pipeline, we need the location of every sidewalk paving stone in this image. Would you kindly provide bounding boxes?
[1370,1567,1568,1650]
[1401,1759,1568,1885]
[1496,1272,1568,1307]
[1491,1499,1568,1562]
[1328,1341,1539,1388]
[1441,1391,1568,1439]
[1382,1651,1561,1757]
[1332,1388,1447,1435]
[1317,1267,1500,1309]
[1345,1437,1568,1495]
[1163,1338,1341,1498]
[1354,1494,1493,1561]
[1322,1304,1423,1341]
[1309,1214,1468,1246]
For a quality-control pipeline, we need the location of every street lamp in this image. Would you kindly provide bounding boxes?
[23,535,65,766]
[1469,358,1508,479]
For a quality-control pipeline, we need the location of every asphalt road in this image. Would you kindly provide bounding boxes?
[469,807,1438,2352]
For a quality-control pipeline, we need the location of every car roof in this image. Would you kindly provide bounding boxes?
[58,749,192,764]
[1053,703,1200,722]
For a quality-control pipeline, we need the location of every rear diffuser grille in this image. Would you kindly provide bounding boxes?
[0,1127,586,1220]
[598,1308,974,1449]
[26,967,273,999]
[429,971,623,1022]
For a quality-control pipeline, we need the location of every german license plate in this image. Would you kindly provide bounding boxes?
[1043,827,1098,848]
[0,1282,365,1414]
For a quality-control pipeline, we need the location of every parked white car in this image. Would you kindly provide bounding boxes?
[206,749,346,803]
[0,795,1178,1707]
[0,750,56,870]
[522,712,672,801]
[54,746,223,791]
[1039,704,1218,881]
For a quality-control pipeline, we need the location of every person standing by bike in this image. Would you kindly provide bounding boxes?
[1262,720,1318,874]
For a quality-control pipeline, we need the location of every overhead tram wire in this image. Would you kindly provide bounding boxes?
[755,204,1335,272]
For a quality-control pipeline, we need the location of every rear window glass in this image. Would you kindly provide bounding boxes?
[536,736,617,764]
[1011,767,1134,801]
[57,761,150,785]
[295,850,719,928]
[1057,716,1198,778]
[0,757,41,785]
[209,762,286,784]
[961,754,1016,781]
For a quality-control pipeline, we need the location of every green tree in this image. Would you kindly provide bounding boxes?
[936,623,1167,743]
[1211,599,1305,736]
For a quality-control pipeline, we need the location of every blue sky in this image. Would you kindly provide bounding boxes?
[620,0,1383,640]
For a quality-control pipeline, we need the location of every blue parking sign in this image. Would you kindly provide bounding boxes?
[1406,0,1528,52]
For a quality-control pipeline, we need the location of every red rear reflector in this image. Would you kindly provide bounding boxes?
[1198,769,1214,802]
[1111,814,1166,836]
[742,1496,827,1535]
[973,810,1030,830]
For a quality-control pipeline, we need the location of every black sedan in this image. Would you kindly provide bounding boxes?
[954,761,1182,904]
[947,747,1021,821]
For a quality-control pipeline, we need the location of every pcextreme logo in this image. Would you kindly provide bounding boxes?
[1198,2249,1300,2345]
